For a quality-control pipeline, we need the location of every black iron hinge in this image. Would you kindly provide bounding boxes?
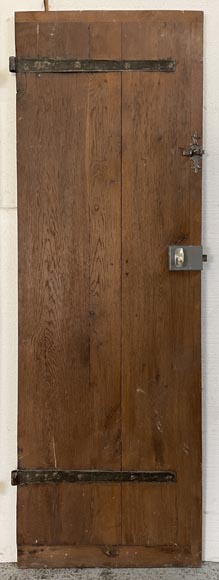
[9,57,176,74]
[11,469,176,486]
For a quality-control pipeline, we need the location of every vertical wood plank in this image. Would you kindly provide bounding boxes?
[16,20,122,552]
[87,20,122,470]
[121,13,202,558]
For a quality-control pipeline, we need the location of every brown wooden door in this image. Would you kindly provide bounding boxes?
[14,10,203,568]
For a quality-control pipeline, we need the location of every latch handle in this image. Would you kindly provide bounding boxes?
[175,247,184,268]
[181,131,204,174]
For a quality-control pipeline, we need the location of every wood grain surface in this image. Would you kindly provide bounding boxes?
[18,544,198,569]
[15,10,202,23]
[15,11,203,568]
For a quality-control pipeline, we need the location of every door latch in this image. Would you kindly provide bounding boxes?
[169,245,207,271]
[180,132,204,174]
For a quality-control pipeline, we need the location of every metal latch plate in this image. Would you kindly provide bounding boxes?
[169,245,204,271]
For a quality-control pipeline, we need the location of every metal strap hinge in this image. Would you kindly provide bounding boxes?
[9,57,176,74]
[11,469,176,486]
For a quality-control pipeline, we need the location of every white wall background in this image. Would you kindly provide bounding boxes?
[0,0,219,563]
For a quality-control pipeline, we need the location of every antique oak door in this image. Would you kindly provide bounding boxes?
[13,10,203,568]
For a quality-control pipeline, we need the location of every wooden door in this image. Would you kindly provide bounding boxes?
[13,10,203,568]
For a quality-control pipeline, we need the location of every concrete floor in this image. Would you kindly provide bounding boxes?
[0,563,219,580]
